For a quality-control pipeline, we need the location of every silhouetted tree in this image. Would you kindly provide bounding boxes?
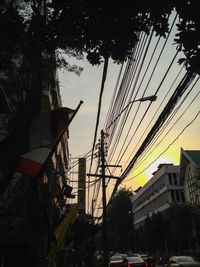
[133,204,200,258]
[107,187,134,252]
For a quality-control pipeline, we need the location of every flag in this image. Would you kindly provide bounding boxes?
[48,204,79,258]
[15,105,81,177]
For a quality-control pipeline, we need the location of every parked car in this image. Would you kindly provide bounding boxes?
[109,254,128,267]
[131,254,141,257]
[139,254,155,267]
[126,256,146,267]
[168,256,200,267]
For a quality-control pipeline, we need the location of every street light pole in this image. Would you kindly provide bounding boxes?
[106,95,157,130]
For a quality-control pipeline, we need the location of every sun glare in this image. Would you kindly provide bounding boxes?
[144,154,178,180]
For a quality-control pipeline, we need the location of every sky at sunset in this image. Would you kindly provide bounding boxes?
[59,59,200,199]
[59,56,200,190]
[58,15,200,209]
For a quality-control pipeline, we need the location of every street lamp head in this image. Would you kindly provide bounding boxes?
[105,95,157,130]
[135,95,157,102]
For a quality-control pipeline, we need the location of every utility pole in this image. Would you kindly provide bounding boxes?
[87,131,121,266]
[100,130,108,267]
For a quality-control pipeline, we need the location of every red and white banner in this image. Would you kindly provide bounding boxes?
[16,107,77,177]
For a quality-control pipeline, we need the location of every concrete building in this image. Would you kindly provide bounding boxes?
[179,148,200,204]
[131,163,185,229]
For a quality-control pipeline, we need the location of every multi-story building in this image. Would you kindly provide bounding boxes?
[131,163,185,229]
[179,148,200,204]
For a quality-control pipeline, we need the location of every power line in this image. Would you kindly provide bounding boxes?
[124,108,200,182]
[108,70,196,203]
[133,76,200,172]
[112,49,179,174]
[125,65,185,168]
[106,31,153,162]
[72,177,101,195]
[89,57,109,173]
[106,14,178,174]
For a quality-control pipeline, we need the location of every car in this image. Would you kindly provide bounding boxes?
[139,254,155,267]
[131,254,141,257]
[126,256,146,267]
[168,256,200,267]
[109,254,128,267]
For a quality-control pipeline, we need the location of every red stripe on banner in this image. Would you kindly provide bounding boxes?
[16,156,42,177]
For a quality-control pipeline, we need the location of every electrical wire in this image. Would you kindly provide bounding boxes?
[125,65,185,169]
[105,32,146,143]
[111,49,179,176]
[133,76,200,172]
[88,57,109,174]
[72,176,102,195]
[108,70,196,205]
[106,31,152,162]
[91,13,179,214]
[106,13,177,169]
[84,12,199,218]
[123,70,195,177]
[124,108,200,182]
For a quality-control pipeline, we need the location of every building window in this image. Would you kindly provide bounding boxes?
[187,167,195,203]
[175,190,180,202]
[171,190,175,202]
[180,190,185,202]
[169,173,173,185]
[173,173,178,185]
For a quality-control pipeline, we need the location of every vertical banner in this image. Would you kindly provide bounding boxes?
[78,158,86,214]
[48,204,78,258]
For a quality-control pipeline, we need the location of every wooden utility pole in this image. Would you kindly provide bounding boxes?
[87,131,121,267]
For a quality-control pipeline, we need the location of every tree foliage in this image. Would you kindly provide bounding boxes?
[70,214,100,266]
[1,0,200,124]
[1,1,200,68]
[0,0,172,66]
[174,0,200,74]
[107,187,134,252]
[134,204,200,257]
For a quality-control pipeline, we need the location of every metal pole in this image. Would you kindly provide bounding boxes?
[101,130,108,267]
